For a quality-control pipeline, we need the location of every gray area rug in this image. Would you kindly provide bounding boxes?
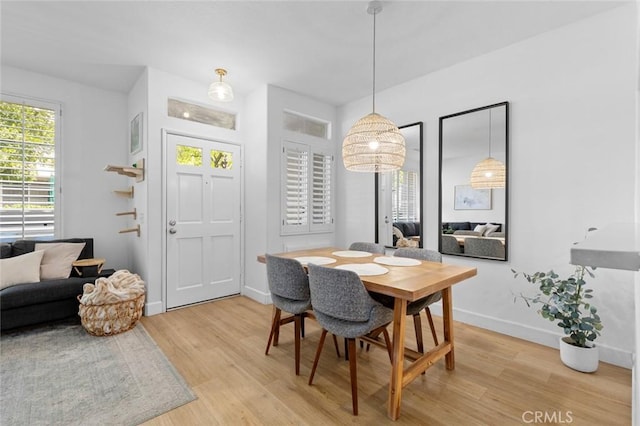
[1,321,196,425]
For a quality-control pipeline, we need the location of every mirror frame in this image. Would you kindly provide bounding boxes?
[438,102,509,261]
[375,121,424,248]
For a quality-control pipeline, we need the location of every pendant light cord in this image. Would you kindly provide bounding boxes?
[488,108,492,157]
[372,9,376,113]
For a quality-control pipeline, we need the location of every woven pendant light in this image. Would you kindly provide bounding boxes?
[470,108,505,188]
[470,157,505,189]
[342,1,405,173]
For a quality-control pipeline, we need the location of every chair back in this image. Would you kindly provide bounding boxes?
[348,242,385,254]
[394,247,442,263]
[441,235,463,254]
[307,264,375,322]
[464,238,505,258]
[265,254,310,301]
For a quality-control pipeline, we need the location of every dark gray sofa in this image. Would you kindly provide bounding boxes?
[0,238,101,331]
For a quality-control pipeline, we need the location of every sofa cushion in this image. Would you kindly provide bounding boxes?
[0,250,45,290]
[35,242,86,280]
[0,277,89,310]
[0,243,12,259]
[448,222,471,231]
[10,238,94,277]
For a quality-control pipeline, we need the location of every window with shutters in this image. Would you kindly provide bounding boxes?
[392,170,420,222]
[0,95,60,241]
[281,141,334,235]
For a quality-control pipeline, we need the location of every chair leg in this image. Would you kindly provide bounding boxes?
[381,328,393,364]
[332,334,341,358]
[347,338,359,415]
[425,307,439,346]
[301,313,305,338]
[265,308,282,355]
[308,329,328,385]
[294,314,302,375]
[413,313,425,354]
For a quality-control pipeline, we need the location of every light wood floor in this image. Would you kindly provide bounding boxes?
[140,296,631,425]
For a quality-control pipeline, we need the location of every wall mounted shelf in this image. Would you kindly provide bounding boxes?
[104,158,145,182]
[113,186,134,198]
[116,208,137,220]
[119,224,141,237]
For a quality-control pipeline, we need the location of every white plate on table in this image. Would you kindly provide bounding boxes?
[335,263,389,276]
[331,250,372,258]
[373,256,421,267]
[294,256,336,266]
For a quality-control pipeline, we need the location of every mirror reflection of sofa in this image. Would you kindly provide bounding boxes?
[440,222,505,258]
[392,221,421,246]
[442,221,503,237]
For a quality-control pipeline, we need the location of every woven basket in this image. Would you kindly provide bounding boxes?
[78,293,145,336]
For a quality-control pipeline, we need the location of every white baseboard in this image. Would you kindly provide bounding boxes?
[429,305,633,369]
[242,284,272,305]
[144,301,163,316]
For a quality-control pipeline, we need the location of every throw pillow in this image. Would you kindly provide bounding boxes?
[392,226,404,239]
[473,224,488,235]
[484,223,500,236]
[0,250,45,290]
[35,242,86,280]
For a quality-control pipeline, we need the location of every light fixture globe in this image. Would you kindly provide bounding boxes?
[208,68,234,102]
[342,112,406,172]
[469,157,505,189]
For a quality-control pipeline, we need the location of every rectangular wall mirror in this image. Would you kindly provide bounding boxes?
[375,122,423,248]
[439,102,508,260]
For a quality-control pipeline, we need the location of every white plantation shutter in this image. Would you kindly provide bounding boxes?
[392,170,420,222]
[311,152,333,231]
[281,141,334,235]
[283,142,308,230]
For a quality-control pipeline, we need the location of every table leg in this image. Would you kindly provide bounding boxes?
[442,287,455,370]
[387,297,407,420]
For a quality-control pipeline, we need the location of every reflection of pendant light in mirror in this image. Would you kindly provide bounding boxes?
[470,108,505,189]
[208,68,234,102]
[342,1,405,172]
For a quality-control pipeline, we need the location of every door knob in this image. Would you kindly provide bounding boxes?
[169,220,176,226]
[169,228,177,234]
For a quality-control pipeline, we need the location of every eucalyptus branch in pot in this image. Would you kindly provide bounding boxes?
[512,265,603,348]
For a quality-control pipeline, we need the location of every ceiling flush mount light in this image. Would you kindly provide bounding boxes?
[208,68,234,102]
[342,1,405,172]
[470,109,505,189]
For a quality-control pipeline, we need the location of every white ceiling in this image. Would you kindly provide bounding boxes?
[1,1,624,106]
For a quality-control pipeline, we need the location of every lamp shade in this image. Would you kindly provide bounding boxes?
[469,157,505,189]
[208,81,234,102]
[342,112,406,172]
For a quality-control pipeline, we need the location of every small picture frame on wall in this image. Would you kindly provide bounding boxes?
[130,113,143,154]
[454,185,491,210]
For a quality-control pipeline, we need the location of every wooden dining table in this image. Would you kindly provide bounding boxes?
[258,247,477,420]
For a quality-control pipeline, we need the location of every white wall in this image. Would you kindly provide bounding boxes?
[338,4,637,368]
[1,66,131,270]
[139,68,245,314]
[242,85,339,302]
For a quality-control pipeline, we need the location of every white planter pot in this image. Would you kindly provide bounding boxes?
[558,337,599,373]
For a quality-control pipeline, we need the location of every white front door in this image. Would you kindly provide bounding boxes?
[165,132,241,309]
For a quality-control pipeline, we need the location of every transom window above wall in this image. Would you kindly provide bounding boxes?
[280,110,334,235]
[283,110,330,139]
[0,94,60,241]
[168,98,236,130]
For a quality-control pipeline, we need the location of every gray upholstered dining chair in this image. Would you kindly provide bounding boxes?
[348,242,385,254]
[264,254,313,375]
[367,248,443,354]
[464,238,505,258]
[307,264,393,416]
[395,248,443,352]
[441,234,463,254]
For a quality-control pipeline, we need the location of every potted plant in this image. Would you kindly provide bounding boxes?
[512,264,603,372]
